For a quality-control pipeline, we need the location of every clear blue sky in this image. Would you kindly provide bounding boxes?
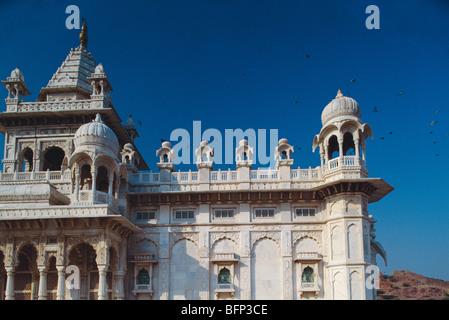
[0,0,448,280]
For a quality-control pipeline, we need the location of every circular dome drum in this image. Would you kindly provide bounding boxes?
[321,90,361,126]
[74,114,119,153]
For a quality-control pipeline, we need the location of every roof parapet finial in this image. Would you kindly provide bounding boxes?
[336,89,344,98]
[79,18,88,48]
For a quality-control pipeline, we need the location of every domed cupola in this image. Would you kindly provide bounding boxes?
[74,113,119,155]
[321,89,361,126]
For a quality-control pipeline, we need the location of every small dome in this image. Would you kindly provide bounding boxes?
[239,139,248,146]
[10,67,24,81]
[321,89,361,126]
[74,114,119,152]
[123,143,134,150]
[278,138,289,145]
[94,63,105,74]
[162,141,172,149]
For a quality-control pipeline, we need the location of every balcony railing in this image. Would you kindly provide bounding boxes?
[0,170,70,182]
[129,155,367,192]
[13,100,102,113]
[75,190,117,208]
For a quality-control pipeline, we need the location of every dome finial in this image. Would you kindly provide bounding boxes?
[94,113,102,123]
[79,18,88,48]
[336,89,344,98]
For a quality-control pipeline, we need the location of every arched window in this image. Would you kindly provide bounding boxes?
[218,267,231,284]
[343,132,355,156]
[43,147,65,171]
[137,269,150,285]
[20,148,33,172]
[302,267,314,283]
[96,166,109,193]
[80,164,92,190]
[327,135,339,159]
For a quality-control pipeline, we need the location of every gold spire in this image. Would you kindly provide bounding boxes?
[79,19,88,48]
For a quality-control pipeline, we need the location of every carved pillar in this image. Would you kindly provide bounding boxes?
[354,138,360,165]
[158,231,170,300]
[282,229,293,300]
[56,266,66,300]
[31,271,39,300]
[108,171,114,196]
[114,270,126,300]
[5,267,14,300]
[80,272,88,300]
[324,143,329,163]
[91,166,97,192]
[75,165,80,202]
[240,227,251,300]
[97,265,108,300]
[320,147,325,167]
[38,267,48,300]
[338,136,344,159]
[199,229,210,300]
[361,141,366,161]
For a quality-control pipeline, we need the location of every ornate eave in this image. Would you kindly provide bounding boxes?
[0,210,143,236]
[128,178,392,206]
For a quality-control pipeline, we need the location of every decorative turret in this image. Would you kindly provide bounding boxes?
[195,141,214,190]
[275,138,294,184]
[87,63,113,99]
[196,141,214,165]
[275,138,294,167]
[2,67,31,110]
[69,114,121,206]
[313,90,373,178]
[124,114,139,142]
[156,141,175,185]
[235,139,253,168]
[235,139,253,189]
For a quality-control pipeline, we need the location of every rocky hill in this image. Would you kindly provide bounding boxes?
[377,270,449,300]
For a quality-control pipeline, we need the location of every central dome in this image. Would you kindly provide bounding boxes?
[321,90,361,126]
[74,114,119,152]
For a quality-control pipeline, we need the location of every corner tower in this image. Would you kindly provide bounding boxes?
[313,89,373,180]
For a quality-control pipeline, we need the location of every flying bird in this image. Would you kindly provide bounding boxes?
[429,131,433,134]
[380,137,385,140]
[389,131,393,135]
[373,107,378,112]
[306,54,311,58]
[351,79,356,83]
[137,120,142,126]
[241,73,246,76]
[397,90,405,96]
[435,110,440,115]
[430,121,437,126]
[294,101,299,104]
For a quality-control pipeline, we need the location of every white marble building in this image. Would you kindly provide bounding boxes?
[0,24,393,300]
